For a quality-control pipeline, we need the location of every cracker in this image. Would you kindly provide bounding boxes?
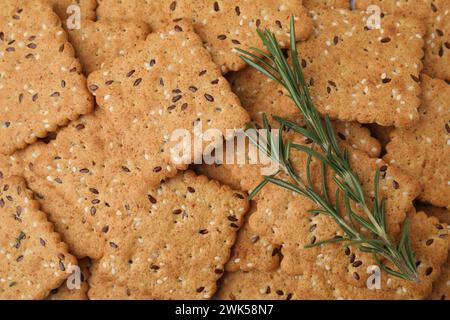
[417,204,450,225]
[385,76,450,209]
[46,0,97,22]
[225,204,281,272]
[0,176,77,300]
[86,19,249,184]
[68,19,151,74]
[87,171,249,299]
[96,0,313,72]
[218,269,333,300]
[355,0,450,81]
[0,1,94,155]
[47,258,91,300]
[8,142,103,259]
[295,8,425,127]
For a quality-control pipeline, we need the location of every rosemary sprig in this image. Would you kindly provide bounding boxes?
[238,17,419,282]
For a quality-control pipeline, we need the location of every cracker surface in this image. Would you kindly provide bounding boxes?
[0,1,94,155]
[88,172,249,299]
[296,8,425,127]
[68,19,151,74]
[0,176,77,300]
[96,0,313,72]
[385,76,450,209]
[355,0,450,81]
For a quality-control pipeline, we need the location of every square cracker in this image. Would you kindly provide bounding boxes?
[67,19,151,75]
[222,212,449,299]
[296,8,426,127]
[86,19,249,184]
[355,0,450,81]
[24,115,140,259]
[0,1,94,155]
[0,176,77,300]
[96,0,313,72]
[385,76,450,209]
[87,171,249,299]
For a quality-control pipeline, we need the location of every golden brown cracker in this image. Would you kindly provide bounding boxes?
[0,1,94,155]
[86,20,250,186]
[355,0,450,81]
[88,171,249,299]
[385,76,450,209]
[96,0,313,72]
[68,19,151,74]
[0,176,77,300]
[296,8,425,127]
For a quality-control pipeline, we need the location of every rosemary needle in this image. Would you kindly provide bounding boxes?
[238,17,419,282]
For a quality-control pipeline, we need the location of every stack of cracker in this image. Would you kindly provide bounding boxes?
[0,0,448,300]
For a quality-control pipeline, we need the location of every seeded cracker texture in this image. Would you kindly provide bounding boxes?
[218,269,334,300]
[355,0,450,81]
[46,258,90,300]
[0,1,94,155]
[416,205,450,300]
[303,0,350,10]
[24,21,250,259]
[0,176,77,300]
[295,8,425,127]
[96,0,313,72]
[225,204,281,273]
[68,20,151,75]
[87,171,249,300]
[46,0,97,22]
[221,212,449,299]
[385,76,450,209]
